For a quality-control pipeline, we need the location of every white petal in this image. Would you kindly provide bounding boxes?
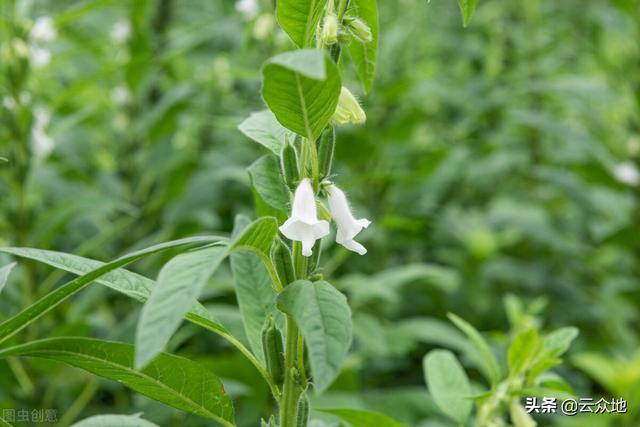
[342,239,367,255]
[327,185,371,255]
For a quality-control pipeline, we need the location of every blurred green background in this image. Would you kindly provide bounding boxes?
[1,0,639,426]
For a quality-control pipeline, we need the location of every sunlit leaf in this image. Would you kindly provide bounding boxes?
[238,110,294,155]
[276,0,328,48]
[0,262,16,294]
[348,0,379,93]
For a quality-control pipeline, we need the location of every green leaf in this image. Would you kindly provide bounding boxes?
[135,246,228,369]
[508,328,539,377]
[72,414,159,427]
[0,237,225,345]
[543,327,578,357]
[319,408,407,427]
[277,280,352,392]
[457,0,478,27]
[510,400,536,427]
[348,0,379,93]
[0,247,229,337]
[0,337,234,426]
[0,262,16,294]
[423,349,472,425]
[248,155,291,213]
[230,216,279,260]
[230,216,279,364]
[448,312,502,385]
[0,417,12,427]
[262,50,341,141]
[276,0,328,48]
[238,109,293,155]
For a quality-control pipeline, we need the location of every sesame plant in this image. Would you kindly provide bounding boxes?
[0,0,475,426]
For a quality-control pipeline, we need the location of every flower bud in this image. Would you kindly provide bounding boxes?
[280,137,299,190]
[346,17,372,43]
[272,238,296,286]
[321,13,339,45]
[332,87,366,125]
[296,393,310,427]
[261,316,284,383]
[317,125,335,179]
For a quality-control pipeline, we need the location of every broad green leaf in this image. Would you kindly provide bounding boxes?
[508,328,539,377]
[238,109,293,155]
[230,216,279,364]
[0,237,225,345]
[135,246,228,369]
[543,327,578,357]
[510,400,536,427]
[230,216,279,260]
[72,414,159,427]
[319,408,407,427]
[457,0,478,27]
[0,338,234,426]
[423,349,472,424]
[348,0,379,93]
[448,313,502,385]
[248,155,291,213]
[0,247,229,337]
[278,280,352,392]
[0,262,16,294]
[276,0,328,48]
[262,50,341,141]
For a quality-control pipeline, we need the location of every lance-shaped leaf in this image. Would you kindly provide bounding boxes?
[424,349,472,425]
[0,417,12,427]
[262,49,341,141]
[0,338,235,426]
[276,0,328,48]
[278,280,352,392]
[238,109,293,155]
[0,237,225,345]
[457,0,478,27]
[319,408,408,427]
[248,154,291,213]
[348,0,379,93]
[72,414,159,427]
[0,262,16,294]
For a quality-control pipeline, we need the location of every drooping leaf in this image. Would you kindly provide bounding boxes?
[278,280,352,392]
[542,327,579,357]
[448,312,502,385]
[262,49,341,141]
[238,109,293,155]
[0,338,235,426]
[348,0,379,93]
[319,408,407,427]
[276,0,328,48]
[0,262,16,294]
[248,155,291,213]
[135,246,228,369]
[423,349,472,425]
[0,237,225,345]
[230,216,279,364]
[71,414,159,427]
[457,0,478,27]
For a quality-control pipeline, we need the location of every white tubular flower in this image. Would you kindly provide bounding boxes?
[327,184,371,255]
[31,17,57,43]
[279,178,330,257]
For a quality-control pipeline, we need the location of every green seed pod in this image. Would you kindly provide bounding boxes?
[272,238,296,286]
[346,17,372,43]
[261,316,284,383]
[317,125,335,179]
[280,137,300,190]
[296,393,310,427]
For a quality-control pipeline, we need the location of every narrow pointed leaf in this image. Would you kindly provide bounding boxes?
[0,338,235,426]
[262,50,341,141]
[457,0,478,27]
[276,0,328,48]
[278,280,352,392]
[0,237,225,345]
[319,408,407,427]
[348,0,379,93]
[0,262,16,294]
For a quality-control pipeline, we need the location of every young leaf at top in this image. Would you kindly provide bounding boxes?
[248,154,291,214]
[135,246,228,369]
[0,337,235,426]
[0,237,225,345]
[262,49,341,141]
[71,414,159,427]
[0,262,16,294]
[319,408,408,427]
[277,280,352,393]
[423,349,472,425]
[348,0,379,93]
[238,109,294,155]
[276,0,329,48]
[457,0,478,27]
[508,328,540,377]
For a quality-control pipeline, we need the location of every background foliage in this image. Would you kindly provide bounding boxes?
[1,0,639,426]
